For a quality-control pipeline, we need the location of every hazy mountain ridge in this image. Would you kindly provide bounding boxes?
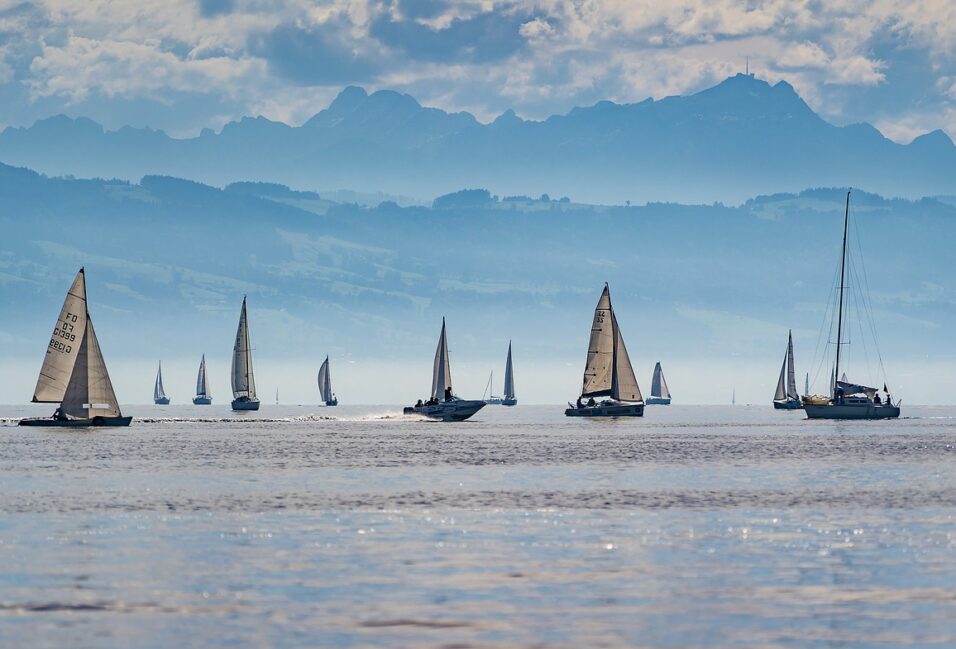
[3,75,955,204]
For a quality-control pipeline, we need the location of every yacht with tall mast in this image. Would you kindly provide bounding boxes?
[193,354,212,404]
[646,362,671,405]
[483,342,517,406]
[802,191,900,419]
[230,296,260,411]
[19,268,132,427]
[565,284,644,417]
[404,318,486,421]
[773,331,801,409]
[153,361,170,405]
[317,355,338,406]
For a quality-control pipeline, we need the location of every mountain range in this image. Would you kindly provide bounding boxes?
[2,74,956,204]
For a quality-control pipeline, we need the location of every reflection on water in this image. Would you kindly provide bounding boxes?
[0,405,954,647]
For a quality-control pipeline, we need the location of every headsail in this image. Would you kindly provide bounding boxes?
[774,352,788,401]
[650,362,670,399]
[33,269,88,403]
[431,318,452,400]
[230,297,257,399]
[503,341,515,400]
[317,356,332,402]
[60,318,122,419]
[610,311,643,402]
[154,361,167,401]
[581,284,614,397]
[196,355,209,397]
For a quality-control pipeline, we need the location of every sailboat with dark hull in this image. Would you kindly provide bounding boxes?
[154,361,170,405]
[193,355,212,405]
[646,362,671,405]
[565,284,644,417]
[404,318,486,421]
[773,331,801,410]
[230,297,260,411]
[19,268,132,427]
[484,342,517,406]
[317,356,338,406]
[802,192,900,420]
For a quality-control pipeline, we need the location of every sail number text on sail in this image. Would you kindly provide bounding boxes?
[50,311,80,353]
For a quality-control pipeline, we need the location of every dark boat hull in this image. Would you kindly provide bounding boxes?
[565,402,644,417]
[645,397,671,405]
[501,398,517,407]
[231,397,260,411]
[773,399,802,410]
[403,400,485,421]
[154,397,170,405]
[803,402,900,419]
[19,416,132,427]
[193,397,212,405]
[325,399,338,407]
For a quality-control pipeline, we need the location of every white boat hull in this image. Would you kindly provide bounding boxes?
[404,400,486,421]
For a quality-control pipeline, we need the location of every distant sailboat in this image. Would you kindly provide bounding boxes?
[773,330,801,410]
[404,318,486,421]
[193,354,212,405]
[484,342,517,406]
[230,296,260,411]
[317,356,338,406]
[19,268,132,427]
[565,283,644,417]
[646,362,672,405]
[154,361,170,405]
[802,191,899,419]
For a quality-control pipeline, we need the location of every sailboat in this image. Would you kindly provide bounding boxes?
[19,268,132,427]
[154,361,170,405]
[317,356,338,406]
[403,318,486,421]
[230,296,260,411]
[565,283,644,417]
[483,342,518,406]
[772,330,801,410]
[193,354,212,405]
[802,191,900,419]
[646,362,672,405]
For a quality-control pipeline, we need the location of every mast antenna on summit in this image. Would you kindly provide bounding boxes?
[746,57,749,76]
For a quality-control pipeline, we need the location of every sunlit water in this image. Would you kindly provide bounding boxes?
[1,404,955,648]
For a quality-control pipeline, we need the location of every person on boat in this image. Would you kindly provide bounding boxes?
[444,386,453,402]
[874,393,882,405]
[834,385,845,404]
[52,407,67,421]
[415,399,423,408]
[587,397,596,407]
[576,397,583,409]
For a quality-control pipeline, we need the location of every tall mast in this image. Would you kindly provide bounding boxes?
[834,190,850,395]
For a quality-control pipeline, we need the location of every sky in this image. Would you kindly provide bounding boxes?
[2,1,956,141]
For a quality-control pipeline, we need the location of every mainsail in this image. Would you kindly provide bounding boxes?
[60,318,121,419]
[431,318,452,400]
[317,356,333,402]
[581,284,614,397]
[610,311,643,402]
[33,269,88,403]
[196,355,210,397]
[503,341,515,400]
[154,362,167,401]
[230,297,257,399]
[650,362,671,399]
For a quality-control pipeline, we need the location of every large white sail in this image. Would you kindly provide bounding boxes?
[154,362,167,401]
[317,356,332,402]
[785,331,798,400]
[503,341,515,400]
[581,284,614,397]
[431,318,452,400]
[774,353,788,401]
[60,318,121,419]
[33,269,88,403]
[651,362,671,399]
[196,355,209,397]
[230,297,256,399]
[610,311,643,402]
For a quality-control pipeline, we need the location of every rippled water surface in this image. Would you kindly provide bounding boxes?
[1,404,955,648]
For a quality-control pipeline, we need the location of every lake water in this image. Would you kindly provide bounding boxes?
[1,404,955,648]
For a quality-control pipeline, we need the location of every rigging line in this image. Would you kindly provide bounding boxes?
[808,245,843,390]
[849,197,890,384]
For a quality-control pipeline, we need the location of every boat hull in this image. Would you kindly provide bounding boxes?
[325,399,338,407]
[403,400,486,421]
[192,397,212,405]
[501,398,517,407]
[803,402,900,419]
[773,399,802,410]
[18,416,132,427]
[645,397,671,405]
[231,397,260,411]
[154,397,170,405]
[565,402,644,417]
